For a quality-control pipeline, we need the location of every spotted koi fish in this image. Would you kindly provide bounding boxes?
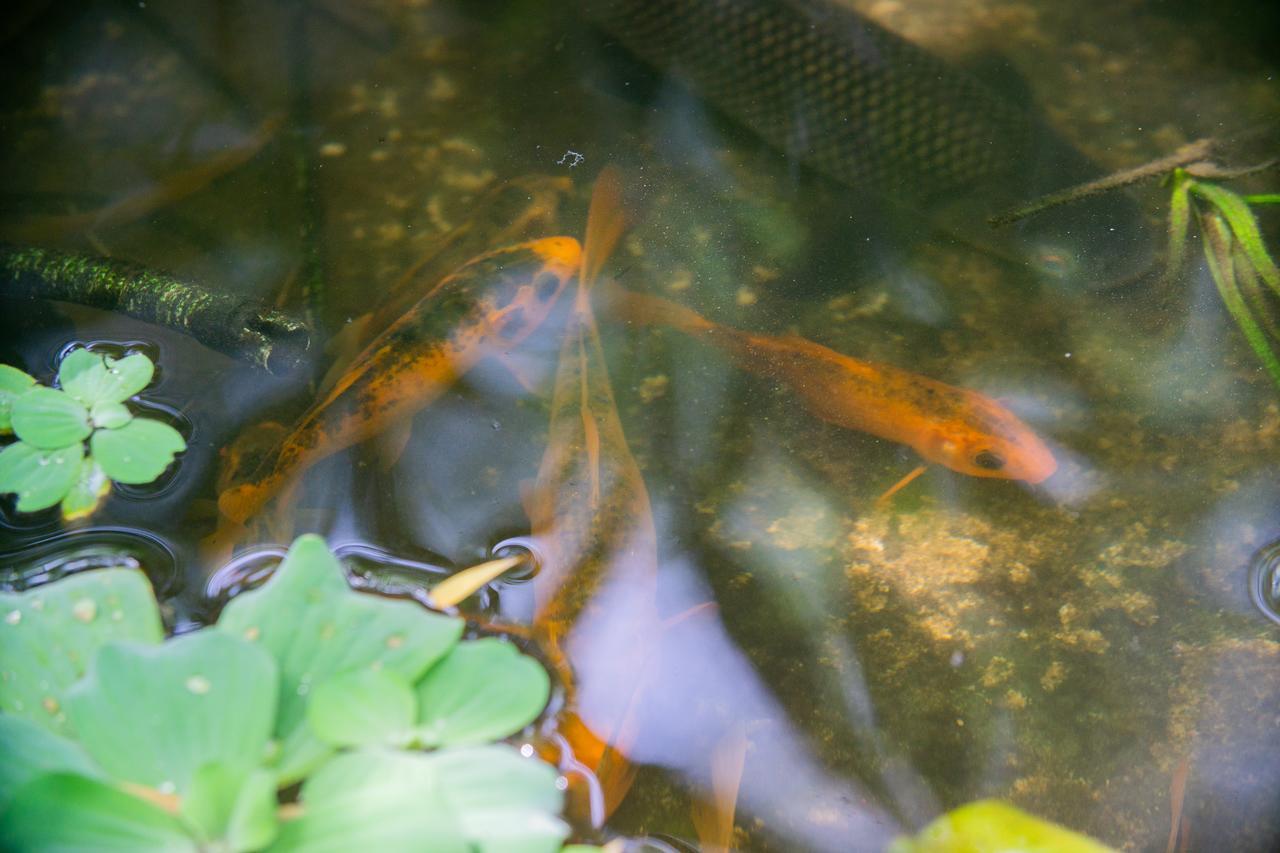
[217,236,582,524]
[603,285,1058,484]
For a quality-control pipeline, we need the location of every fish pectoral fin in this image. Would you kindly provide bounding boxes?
[317,314,374,395]
[492,348,551,397]
[374,416,415,472]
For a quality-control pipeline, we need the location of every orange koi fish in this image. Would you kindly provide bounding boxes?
[603,286,1058,485]
[522,168,654,817]
[218,236,581,524]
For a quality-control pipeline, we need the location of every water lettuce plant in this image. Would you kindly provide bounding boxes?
[1166,169,1280,389]
[0,349,185,520]
[0,534,568,852]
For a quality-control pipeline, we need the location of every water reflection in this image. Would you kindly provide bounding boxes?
[2,0,1279,850]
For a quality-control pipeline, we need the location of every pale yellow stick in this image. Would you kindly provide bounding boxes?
[429,553,527,608]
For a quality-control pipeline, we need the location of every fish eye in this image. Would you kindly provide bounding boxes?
[973,450,1006,470]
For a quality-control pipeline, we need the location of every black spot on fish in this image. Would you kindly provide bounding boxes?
[534,271,560,301]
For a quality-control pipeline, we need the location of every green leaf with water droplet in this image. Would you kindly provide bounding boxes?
[0,714,103,809]
[59,349,155,406]
[91,400,132,429]
[268,748,467,852]
[307,668,417,749]
[92,418,186,485]
[11,387,90,449]
[65,631,277,798]
[216,534,464,784]
[414,638,550,748]
[0,441,83,512]
[0,364,37,434]
[0,567,162,736]
[61,455,111,521]
[425,745,568,853]
[0,772,196,851]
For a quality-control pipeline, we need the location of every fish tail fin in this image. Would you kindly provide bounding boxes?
[579,166,628,302]
[600,282,717,338]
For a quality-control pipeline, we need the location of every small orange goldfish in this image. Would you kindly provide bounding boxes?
[603,286,1058,484]
[218,236,581,524]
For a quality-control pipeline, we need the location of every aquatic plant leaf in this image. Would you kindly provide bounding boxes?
[216,534,464,783]
[92,418,187,485]
[414,638,550,747]
[92,400,133,429]
[64,632,277,797]
[61,455,111,521]
[0,440,83,511]
[0,772,196,851]
[307,668,417,749]
[1191,180,1280,294]
[1244,193,1280,205]
[183,763,278,851]
[0,566,161,735]
[425,745,569,853]
[887,799,1114,852]
[0,714,102,808]
[1201,211,1280,389]
[60,349,155,407]
[11,386,90,448]
[1166,171,1191,282]
[0,363,37,434]
[267,748,467,852]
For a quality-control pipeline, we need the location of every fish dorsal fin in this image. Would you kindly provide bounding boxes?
[579,166,628,299]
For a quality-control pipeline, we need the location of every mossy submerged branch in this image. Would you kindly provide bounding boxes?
[0,244,310,374]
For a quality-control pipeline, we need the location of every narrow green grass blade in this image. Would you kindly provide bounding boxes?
[1234,242,1280,341]
[1191,181,1280,294]
[1166,171,1192,283]
[1242,194,1280,205]
[1202,211,1280,389]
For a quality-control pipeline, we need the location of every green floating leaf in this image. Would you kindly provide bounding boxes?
[268,748,467,852]
[0,714,102,809]
[11,387,90,449]
[0,363,37,434]
[888,799,1114,853]
[0,441,84,512]
[60,349,155,407]
[216,534,464,783]
[65,631,277,797]
[62,455,112,521]
[92,400,133,429]
[92,418,187,485]
[426,746,568,853]
[0,772,196,852]
[0,567,162,735]
[415,638,550,748]
[308,668,417,749]
[183,763,279,852]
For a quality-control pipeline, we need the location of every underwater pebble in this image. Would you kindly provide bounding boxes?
[319,141,347,157]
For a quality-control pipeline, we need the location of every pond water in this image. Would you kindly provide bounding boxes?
[2,1,1279,850]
